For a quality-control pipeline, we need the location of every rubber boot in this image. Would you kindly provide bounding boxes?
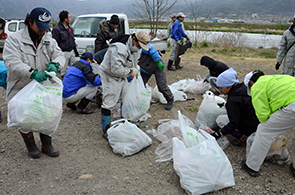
[77,98,94,114]
[167,59,176,71]
[101,108,111,139]
[20,131,41,158]
[175,56,183,70]
[165,99,174,110]
[40,133,60,157]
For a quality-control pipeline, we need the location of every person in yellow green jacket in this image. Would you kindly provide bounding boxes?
[241,70,295,178]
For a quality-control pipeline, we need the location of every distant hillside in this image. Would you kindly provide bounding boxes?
[0,0,293,22]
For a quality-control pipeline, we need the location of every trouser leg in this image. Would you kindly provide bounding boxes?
[247,102,295,171]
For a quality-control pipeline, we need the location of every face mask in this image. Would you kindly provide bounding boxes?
[131,45,140,52]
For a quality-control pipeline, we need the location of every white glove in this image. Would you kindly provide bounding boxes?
[131,65,140,77]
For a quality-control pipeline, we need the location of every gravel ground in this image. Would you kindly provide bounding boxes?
[0,53,295,195]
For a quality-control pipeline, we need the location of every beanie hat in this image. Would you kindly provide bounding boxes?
[109,15,119,25]
[216,68,239,87]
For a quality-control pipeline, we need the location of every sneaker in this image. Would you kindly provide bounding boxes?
[290,163,295,177]
[241,159,259,177]
[66,103,77,111]
[77,108,94,114]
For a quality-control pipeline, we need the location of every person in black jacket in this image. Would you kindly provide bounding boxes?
[211,68,260,146]
[200,56,229,94]
[52,10,79,77]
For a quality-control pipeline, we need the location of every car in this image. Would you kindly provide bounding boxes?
[0,18,25,50]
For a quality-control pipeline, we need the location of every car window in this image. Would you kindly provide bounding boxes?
[73,17,106,37]
[117,19,125,35]
[8,22,17,32]
[19,22,25,30]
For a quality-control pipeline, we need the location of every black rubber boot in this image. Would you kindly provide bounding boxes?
[165,99,174,110]
[40,133,59,157]
[175,56,183,69]
[20,131,41,158]
[101,108,111,139]
[167,59,176,71]
[66,103,77,111]
[77,98,94,114]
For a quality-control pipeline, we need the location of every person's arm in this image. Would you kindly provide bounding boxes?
[251,87,270,123]
[220,100,242,135]
[109,45,134,77]
[276,32,288,64]
[81,65,102,86]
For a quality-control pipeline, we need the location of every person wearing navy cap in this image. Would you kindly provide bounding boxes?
[3,7,65,159]
[62,52,102,114]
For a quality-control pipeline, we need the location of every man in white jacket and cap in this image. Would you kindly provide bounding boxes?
[3,7,65,158]
[99,30,150,139]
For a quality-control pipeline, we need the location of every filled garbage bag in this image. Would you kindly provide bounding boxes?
[172,111,235,194]
[107,119,152,157]
[7,72,63,136]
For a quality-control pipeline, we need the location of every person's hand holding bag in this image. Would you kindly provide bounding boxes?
[30,69,52,83]
[131,65,140,78]
[46,62,59,73]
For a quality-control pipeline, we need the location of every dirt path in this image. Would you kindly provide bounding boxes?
[0,52,294,195]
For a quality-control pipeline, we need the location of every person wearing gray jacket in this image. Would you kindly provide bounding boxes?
[3,7,65,159]
[276,14,295,76]
[99,31,149,139]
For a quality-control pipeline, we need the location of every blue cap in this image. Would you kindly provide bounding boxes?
[81,52,94,61]
[30,7,51,30]
[216,67,239,87]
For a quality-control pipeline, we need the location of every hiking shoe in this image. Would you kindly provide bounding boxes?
[241,159,259,177]
[66,103,77,111]
[290,163,295,177]
[77,108,94,114]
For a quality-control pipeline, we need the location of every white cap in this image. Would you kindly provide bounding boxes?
[177,12,186,18]
[244,71,255,96]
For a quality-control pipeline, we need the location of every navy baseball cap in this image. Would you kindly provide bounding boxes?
[30,7,52,30]
[82,52,94,61]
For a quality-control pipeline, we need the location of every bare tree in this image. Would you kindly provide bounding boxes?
[185,0,211,43]
[131,0,178,36]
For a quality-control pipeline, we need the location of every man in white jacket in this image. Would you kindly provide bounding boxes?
[99,31,149,139]
[3,7,65,158]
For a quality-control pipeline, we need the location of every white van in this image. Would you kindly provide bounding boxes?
[72,13,129,55]
[72,13,167,55]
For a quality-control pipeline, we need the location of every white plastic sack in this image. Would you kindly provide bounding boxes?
[107,119,152,156]
[7,72,63,136]
[174,110,235,194]
[246,132,287,158]
[122,75,152,122]
[170,75,211,95]
[172,137,235,195]
[152,85,187,104]
[195,91,227,129]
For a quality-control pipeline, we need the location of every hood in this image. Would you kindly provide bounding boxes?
[200,56,216,70]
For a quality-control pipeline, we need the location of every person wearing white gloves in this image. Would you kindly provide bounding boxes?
[99,30,150,139]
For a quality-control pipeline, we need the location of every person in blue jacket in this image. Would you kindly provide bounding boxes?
[139,44,174,110]
[168,12,189,71]
[0,61,7,89]
[63,52,102,114]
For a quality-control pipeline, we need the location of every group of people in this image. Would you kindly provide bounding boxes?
[198,15,295,178]
[2,7,175,158]
[2,5,295,182]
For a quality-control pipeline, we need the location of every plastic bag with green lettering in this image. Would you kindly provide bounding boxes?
[7,72,63,136]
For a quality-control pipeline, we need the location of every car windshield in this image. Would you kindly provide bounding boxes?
[72,17,106,37]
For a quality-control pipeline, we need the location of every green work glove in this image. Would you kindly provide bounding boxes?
[30,69,52,83]
[46,62,59,73]
[156,60,164,71]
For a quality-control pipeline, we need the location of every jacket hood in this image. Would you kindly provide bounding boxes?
[200,56,216,70]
